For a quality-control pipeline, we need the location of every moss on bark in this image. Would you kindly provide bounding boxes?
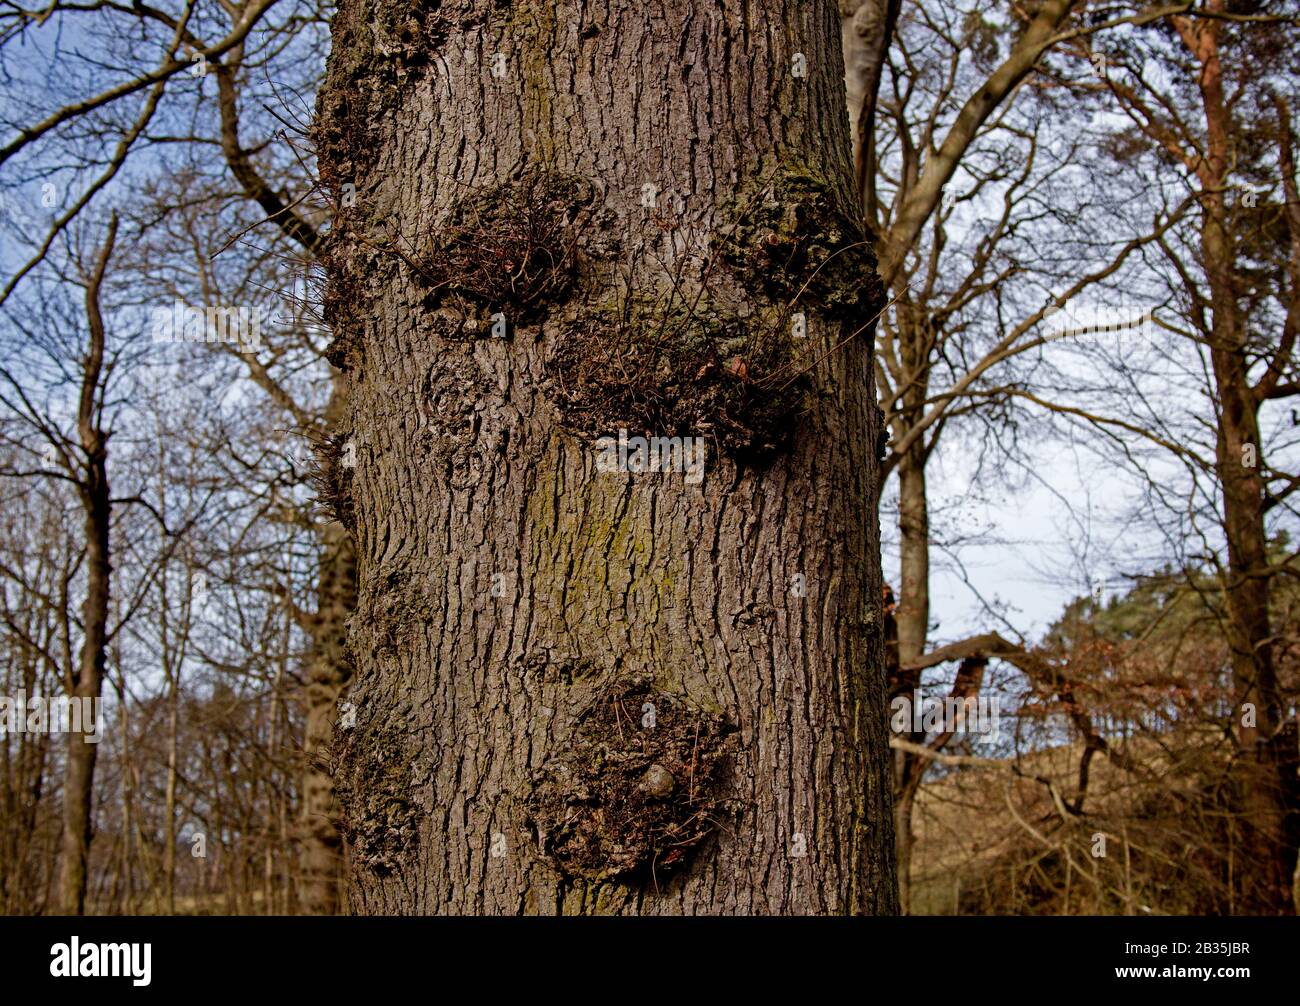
[720,168,884,322]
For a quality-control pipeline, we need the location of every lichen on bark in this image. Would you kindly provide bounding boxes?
[719,168,885,322]
[313,0,448,194]
[313,0,455,374]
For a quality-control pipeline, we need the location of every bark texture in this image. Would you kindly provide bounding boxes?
[317,0,897,914]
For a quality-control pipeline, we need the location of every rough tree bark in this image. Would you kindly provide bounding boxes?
[316,0,897,914]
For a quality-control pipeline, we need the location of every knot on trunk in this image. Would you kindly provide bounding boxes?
[417,170,601,330]
[525,677,736,883]
[720,168,883,322]
[544,293,811,458]
[332,701,420,876]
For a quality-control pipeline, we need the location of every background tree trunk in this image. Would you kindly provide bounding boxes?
[297,510,356,915]
[1183,10,1294,914]
[883,305,932,913]
[57,217,117,916]
[317,0,897,914]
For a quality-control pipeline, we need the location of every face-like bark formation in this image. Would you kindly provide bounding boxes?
[316,0,897,914]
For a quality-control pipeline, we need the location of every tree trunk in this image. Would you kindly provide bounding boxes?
[58,417,110,916]
[884,305,932,913]
[895,448,930,667]
[1186,11,1294,914]
[892,767,923,913]
[317,0,897,915]
[57,218,117,916]
[163,671,178,914]
[1210,303,1293,914]
[57,415,110,917]
[890,446,929,913]
[297,511,356,915]
[839,0,902,215]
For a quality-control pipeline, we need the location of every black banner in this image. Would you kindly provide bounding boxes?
[0,916,1288,993]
